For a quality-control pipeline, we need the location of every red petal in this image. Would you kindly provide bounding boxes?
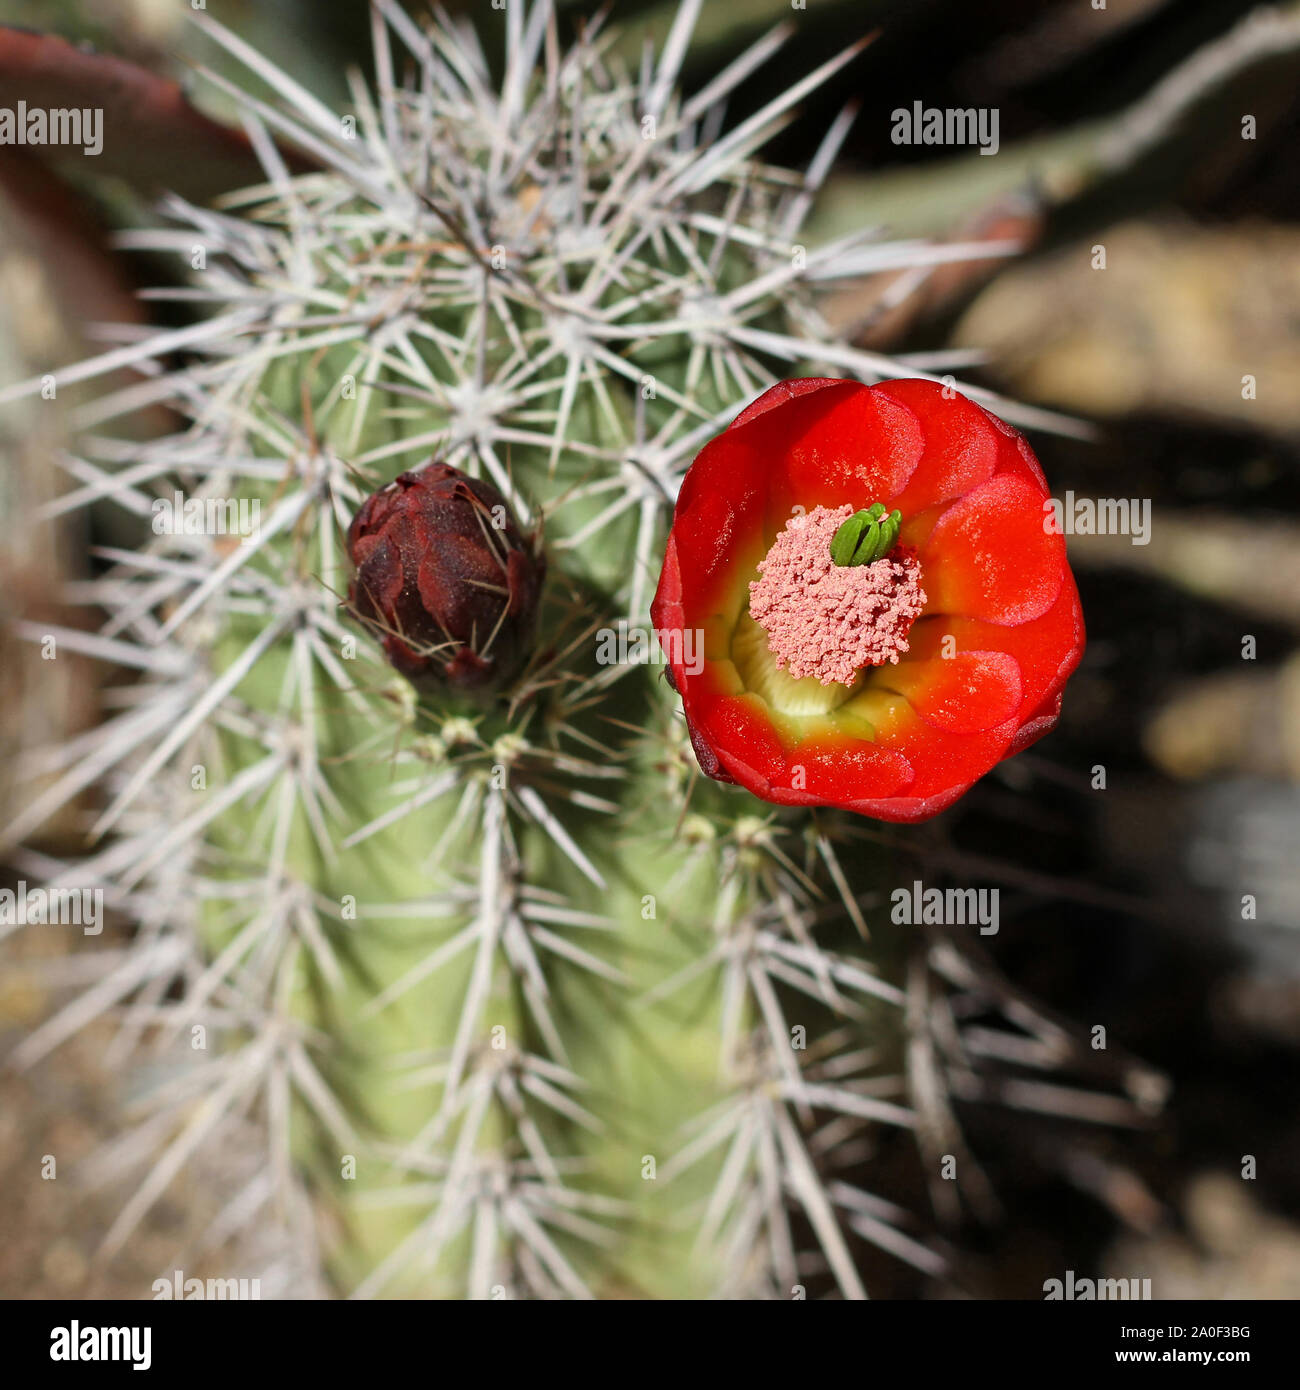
[884,650,1022,734]
[921,471,1065,625]
[691,694,789,794]
[664,427,770,613]
[729,377,844,429]
[651,535,684,634]
[843,780,979,824]
[873,702,1020,803]
[979,406,1049,489]
[874,379,999,513]
[792,738,914,804]
[688,720,735,783]
[687,694,917,808]
[774,382,925,512]
[1006,694,1064,755]
[915,572,1084,725]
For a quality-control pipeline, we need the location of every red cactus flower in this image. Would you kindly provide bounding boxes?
[347,461,544,695]
[651,378,1084,823]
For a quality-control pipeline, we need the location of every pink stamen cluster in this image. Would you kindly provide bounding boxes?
[748,504,926,686]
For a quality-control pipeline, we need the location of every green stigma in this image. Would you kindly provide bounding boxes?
[829,504,903,567]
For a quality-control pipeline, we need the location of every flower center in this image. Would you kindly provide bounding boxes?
[742,504,926,708]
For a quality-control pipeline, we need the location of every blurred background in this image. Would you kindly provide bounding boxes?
[1,0,1298,1298]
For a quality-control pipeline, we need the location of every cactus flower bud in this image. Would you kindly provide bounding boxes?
[346,461,544,696]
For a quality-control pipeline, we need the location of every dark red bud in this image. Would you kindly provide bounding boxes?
[346,461,544,696]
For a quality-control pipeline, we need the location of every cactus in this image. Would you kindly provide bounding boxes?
[3,0,1160,1299]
